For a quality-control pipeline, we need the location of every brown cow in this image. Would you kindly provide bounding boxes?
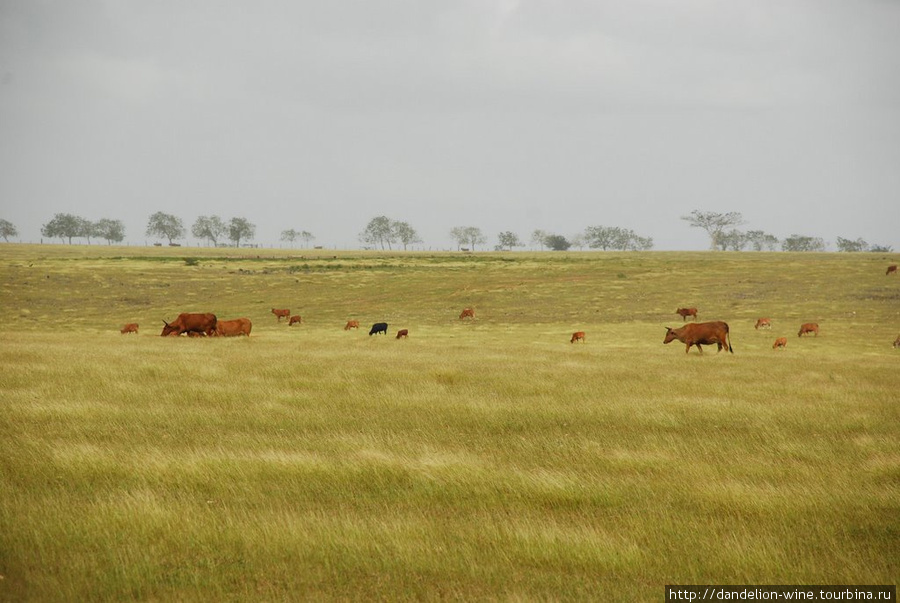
[798,323,819,337]
[271,308,290,321]
[570,331,586,343]
[459,308,475,320]
[676,307,698,321]
[894,335,900,348]
[773,337,788,350]
[396,329,409,339]
[887,265,897,276]
[663,321,733,354]
[214,317,252,337]
[344,320,360,331]
[289,315,302,326]
[161,313,217,337]
[120,323,139,334]
[754,318,771,330]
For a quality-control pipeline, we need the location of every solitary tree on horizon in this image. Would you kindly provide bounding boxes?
[146,212,185,245]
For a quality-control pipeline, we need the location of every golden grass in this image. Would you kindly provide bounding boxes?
[0,244,898,601]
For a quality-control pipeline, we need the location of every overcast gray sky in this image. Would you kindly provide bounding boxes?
[1,0,899,250]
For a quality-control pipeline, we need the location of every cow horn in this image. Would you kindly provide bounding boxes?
[163,320,169,326]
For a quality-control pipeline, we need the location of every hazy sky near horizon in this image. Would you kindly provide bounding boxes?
[1,0,899,250]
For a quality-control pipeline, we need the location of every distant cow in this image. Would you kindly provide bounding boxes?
[570,331,586,343]
[894,335,900,348]
[459,308,475,320]
[676,307,698,321]
[344,320,360,331]
[369,322,388,336]
[396,329,409,339]
[120,323,139,334]
[754,318,771,330]
[161,313,217,337]
[214,317,252,337]
[663,321,733,354]
[798,323,819,337]
[271,308,290,321]
[887,265,897,276]
[289,315,302,326]
[773,337,788,350]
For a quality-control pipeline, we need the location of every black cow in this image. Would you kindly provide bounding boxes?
[369,322,388,336]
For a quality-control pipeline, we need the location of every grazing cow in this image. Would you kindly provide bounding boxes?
[663,321,733,354]
[773,337,788,350]
[887,265,897,276]
[798,323,819,337]
[161,313,217,337]
[459,308,475,320]
[676,307,698,321]
[396,329,409,339]
[289,315,302,326]
[344,320,360,331]
[271,308,290,322]
[754,318,771,330]
[369,322,388,336]
[894,335,900,348]
[214,317,252,337]
[570,331,586,344]
[120,323,139,334]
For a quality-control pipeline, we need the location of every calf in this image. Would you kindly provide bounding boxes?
[369,322,388,336]
[676,307,698,321]
[271,308,290,322]
[396,329,409,339]
[893,335,900,348]
[459,308,475,320]
[798,323,819,337]
[570,331,585,343]
[344,320,360,330]
[120,323,139,334]
[773,337,787,350]
[754,318,771,330]
[887,265,897,276]
[289,315,302,326]
[663,321,733,354]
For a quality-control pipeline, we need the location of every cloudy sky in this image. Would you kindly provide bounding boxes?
[1,0,898,250]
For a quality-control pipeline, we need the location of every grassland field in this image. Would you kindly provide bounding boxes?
[1,244,898,601]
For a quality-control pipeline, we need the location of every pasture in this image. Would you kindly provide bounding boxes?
[1,245,898,601]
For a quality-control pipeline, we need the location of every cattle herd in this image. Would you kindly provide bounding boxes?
[118,267,899,352]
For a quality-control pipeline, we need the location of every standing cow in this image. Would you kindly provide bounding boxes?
[344,320,360,330]
[396,329,409,339]
[676,307,698,321]
[893,335,900,348]
[887,265,897,276]
[773,337,788,350]
[369,322,388,336]
[570,331,586,343]
[798,323,819,337]
[120,323,139,334]
[161,313,218,337]
[663,321,733,354]
[459,308,475,320]
[289,315,302,326]
[754,318,771,330]
[271,308,290,322]
[214,317,252,337]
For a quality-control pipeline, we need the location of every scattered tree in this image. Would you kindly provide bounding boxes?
[95,219,125,245]
[0,219,17,242]
[391,221,422,250]
[300,231,315,248]
[544,234,571,251]
[42,213,83,244]
[681,210,745,250]
[281,229,299,247]
[782,235,826,252]
[584,225,653,251]
[836,237,869,252]
[450,226,486,251]
[228,217,255,247]
[745,230,779,251]
[530,229,548,251]
[146,212,185,245]
[720,229,748,251]
[497,231,523,251]
[77,217,99,244]
[360,216,395,250]
[192,215,228,247]
[869,244,893,253]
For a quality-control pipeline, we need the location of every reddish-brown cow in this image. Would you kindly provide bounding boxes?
[459,308,475,320]
[344,320,360,331]
[289,315,302,326]
[396,329,409,339]
[773,337,788,350]
[663,321,733,354]
[570,331,586,343]
[676,307,698,321]
[271,308,290,321]
[887,265,897,276]
[894,335,900,348]
[798,323,819,337]
[120,323,139,334]
[754,318,771,330]
[214,317,252,337]
[161,313,217,337]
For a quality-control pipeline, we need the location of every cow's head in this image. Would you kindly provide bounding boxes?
[663,327,678,344]
[160,320,179,337]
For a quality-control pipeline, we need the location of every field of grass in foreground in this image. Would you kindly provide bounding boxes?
[0,245,898,601]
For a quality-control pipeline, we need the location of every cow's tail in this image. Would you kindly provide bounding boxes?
[726,325,734,354]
